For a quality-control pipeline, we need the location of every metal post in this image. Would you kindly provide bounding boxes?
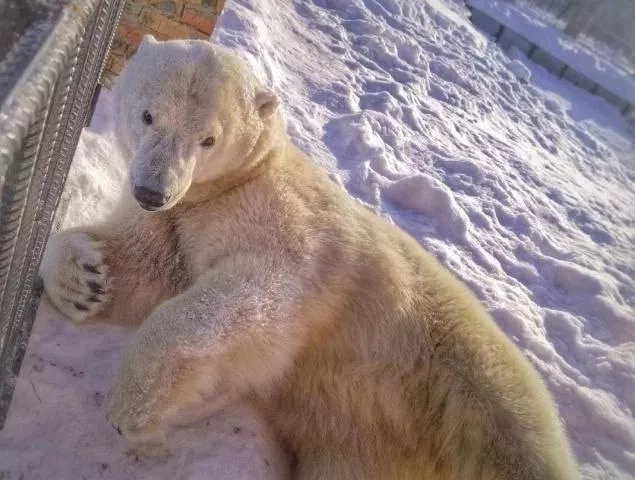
[0,0,127,429]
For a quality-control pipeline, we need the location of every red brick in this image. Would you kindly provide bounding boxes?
[183,1,221,15]
[124,1,144,17]
[181,8,214,34]
[188,30,209,40]
[117,22,151,45]
[105,0,223,85]
[139,7,164,30]
[158,17,194,38]
[147,0,184,18]
[182,2,217,15]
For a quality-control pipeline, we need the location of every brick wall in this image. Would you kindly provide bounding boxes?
[102,0,225,88]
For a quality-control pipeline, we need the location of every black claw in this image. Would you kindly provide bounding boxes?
[112,424,122,435]
[87,295,100,303]
[74,302,89,311]
[83,263,100,274]
[88,281,104,295]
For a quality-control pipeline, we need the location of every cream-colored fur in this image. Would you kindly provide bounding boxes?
[40,37,577,479]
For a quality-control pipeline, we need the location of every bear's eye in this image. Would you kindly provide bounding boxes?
[142,110,153,125]
[200,136,215,148]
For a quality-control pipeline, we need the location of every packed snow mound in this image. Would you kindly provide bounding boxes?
[0,0,633,479]
[383,174,469,239]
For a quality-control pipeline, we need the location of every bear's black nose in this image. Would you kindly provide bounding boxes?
[133,186,170,210]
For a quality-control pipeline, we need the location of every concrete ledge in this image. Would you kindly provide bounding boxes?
[467,1,633,117]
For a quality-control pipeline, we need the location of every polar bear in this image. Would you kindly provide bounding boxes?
[39,36,577,479]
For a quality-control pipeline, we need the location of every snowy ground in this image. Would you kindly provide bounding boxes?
[1,0,634,479]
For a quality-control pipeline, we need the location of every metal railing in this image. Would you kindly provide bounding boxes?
[0,0,126,428]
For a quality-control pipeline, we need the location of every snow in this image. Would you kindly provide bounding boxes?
[469,0,635,105]
[507,55,531,83]
[1,0,634,479]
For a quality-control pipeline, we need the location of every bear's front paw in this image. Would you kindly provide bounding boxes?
[39,231,110,323]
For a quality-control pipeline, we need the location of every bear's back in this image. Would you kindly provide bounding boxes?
[260,145,577,480]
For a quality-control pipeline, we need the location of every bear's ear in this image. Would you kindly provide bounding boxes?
[255,88,279,120]
[138,34,158,51]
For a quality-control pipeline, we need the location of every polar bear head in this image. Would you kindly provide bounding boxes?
[114,36,282,211]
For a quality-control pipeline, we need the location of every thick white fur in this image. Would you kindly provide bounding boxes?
[39,37,578,479]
